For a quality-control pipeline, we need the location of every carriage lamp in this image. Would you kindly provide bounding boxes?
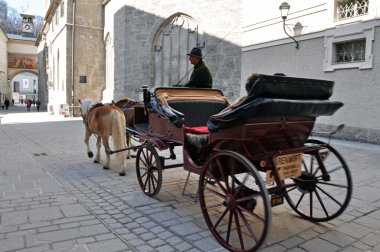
[279,2,300,49]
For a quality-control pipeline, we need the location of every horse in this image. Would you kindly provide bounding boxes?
[112,98,140,159]
[79,99,128,176]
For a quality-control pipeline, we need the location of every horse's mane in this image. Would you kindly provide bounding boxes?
[80,99,96,116]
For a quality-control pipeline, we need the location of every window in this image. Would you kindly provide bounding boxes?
[336,0,369,20]
[79,76,87,83]
[335,39,365,63]
[324,26,374,72]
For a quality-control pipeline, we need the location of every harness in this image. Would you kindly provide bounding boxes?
[82,103,104,126]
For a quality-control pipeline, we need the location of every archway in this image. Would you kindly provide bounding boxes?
[152,13,205,87]
[8,70,39,104]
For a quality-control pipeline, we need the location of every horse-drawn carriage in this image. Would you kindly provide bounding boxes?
[93,74,353,251]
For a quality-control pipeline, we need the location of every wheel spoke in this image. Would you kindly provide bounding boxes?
[143,172,149,189]
[286,185,297,194]
[226,210,233,244]
[140,170,148,179]
[139,158,148,168]
[325,165,343,175]
[302,160,309,174]
[317,181,348,189]
[295,193,305,209]
[150,172,156,192]
[316,185,343,207]
[216,158,231,193]
[236,208,259,243]
[213,208,229,231]
[206,171,228,195]
[309,192,313,218]
[204,186,227,199]
[236,204,265,222]
[314,188,329,218]
[234,173,249,198]
[142,150,148,164]
[233,210,245,250]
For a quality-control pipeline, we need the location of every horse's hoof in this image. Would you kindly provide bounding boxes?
[103,166,110,170]
[88,152,93,158]
[119,171,126,176]
[94,160,100,163]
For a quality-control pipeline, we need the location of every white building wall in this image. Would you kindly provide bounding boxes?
[45,10,68,115]
[242,0,380,143]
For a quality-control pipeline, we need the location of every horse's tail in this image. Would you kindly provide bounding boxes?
[111,109,127,175]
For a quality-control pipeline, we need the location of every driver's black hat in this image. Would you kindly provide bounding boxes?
[187,47,203,59]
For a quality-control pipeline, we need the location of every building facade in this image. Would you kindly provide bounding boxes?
[242,0,380,143]
[37,0,105,115]
[102,0,242,102]
[38,0,380,143]
[0,26,7,106]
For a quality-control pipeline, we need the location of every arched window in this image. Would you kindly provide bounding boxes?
[153,14,205,87]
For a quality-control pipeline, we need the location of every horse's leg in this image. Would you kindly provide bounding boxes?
[102,135,111,170]
[94,136,101,164]
[126,133,131,159]
[85,127,93,158]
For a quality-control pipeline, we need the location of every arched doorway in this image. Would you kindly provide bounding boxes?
[153,13,205,87]
[9,71,39,104]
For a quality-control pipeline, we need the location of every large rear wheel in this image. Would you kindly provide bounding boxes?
[199,150,271,252]
[136,144,162,197]
[284,139,352,221]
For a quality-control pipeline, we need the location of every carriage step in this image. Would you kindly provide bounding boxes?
[271,194,284,207]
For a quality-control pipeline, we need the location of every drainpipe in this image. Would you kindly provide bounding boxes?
[71,0,76,115]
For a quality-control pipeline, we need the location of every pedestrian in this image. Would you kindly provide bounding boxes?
[182,47,213,88]
[36,99,41,112]
[32,99,35,107]
[21,99,24,105]
[11,99,14,106]
[26,99,31,112]
[4,98,10,110]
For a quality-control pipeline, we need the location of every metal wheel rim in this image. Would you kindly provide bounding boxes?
[136,144,162,197]
[199,150,271,252]
[284,139,352,222]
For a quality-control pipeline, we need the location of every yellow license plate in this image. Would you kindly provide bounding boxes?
[266,153,303,184]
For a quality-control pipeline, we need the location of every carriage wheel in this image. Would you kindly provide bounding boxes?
[284,139,352,222]
[199,151,271,252]
[136,144,162,197]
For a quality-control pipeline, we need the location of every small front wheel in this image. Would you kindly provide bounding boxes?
[136,144,162,197]
[199,150,271,252]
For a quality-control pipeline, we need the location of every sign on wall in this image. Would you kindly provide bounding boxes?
[22,79,29,88]
[8,53,38,69]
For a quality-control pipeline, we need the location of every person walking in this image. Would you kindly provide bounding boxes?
[26,99,31,112]
[4,98,10,110]
[36,99,41,112]
[182,47,213,88]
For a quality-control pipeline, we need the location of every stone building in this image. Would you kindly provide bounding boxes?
[37,0,105,115]
[102,0,242,102]
[38,0,380,143]
[242,0,380,143]
[0,26,7,106]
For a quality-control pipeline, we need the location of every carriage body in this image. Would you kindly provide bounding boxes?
[125,75,352,252]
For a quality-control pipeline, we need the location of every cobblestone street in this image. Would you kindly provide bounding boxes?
[0,108,380,251]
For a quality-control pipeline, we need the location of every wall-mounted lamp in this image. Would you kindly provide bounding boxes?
[279,2,299,49]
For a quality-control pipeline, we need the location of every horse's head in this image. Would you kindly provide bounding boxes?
[79,99,96,119]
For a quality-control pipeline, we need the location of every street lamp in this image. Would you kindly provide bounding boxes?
[279,2,299,49]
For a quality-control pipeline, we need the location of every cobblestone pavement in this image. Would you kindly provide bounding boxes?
[0,107,380,251]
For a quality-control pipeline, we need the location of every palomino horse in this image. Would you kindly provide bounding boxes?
[79,99,128,176]
[112,98,140,159]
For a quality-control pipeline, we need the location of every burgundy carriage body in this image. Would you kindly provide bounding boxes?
[142,75,343,174]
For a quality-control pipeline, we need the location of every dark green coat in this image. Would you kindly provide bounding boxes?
[185,60,213,88]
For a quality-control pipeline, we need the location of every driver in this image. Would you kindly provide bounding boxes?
[183,47,213,88]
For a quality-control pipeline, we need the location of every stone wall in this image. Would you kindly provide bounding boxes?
[109,0,242,101]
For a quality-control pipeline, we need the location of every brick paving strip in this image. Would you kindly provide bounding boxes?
[1,120,380,251]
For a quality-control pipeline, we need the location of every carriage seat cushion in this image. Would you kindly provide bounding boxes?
[152,88,229,128]
[207,98,343,132]
[248,75,334,100]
